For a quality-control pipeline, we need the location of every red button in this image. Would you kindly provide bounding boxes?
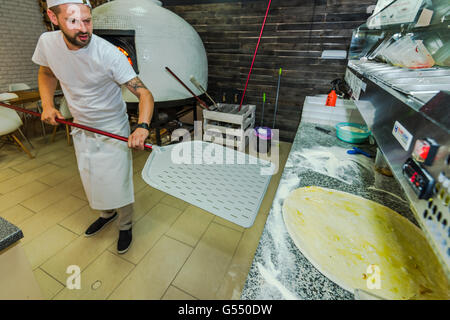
[419,144,430,160]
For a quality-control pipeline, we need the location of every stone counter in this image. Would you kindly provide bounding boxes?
[241,121,415,300]
[0,217,23,252]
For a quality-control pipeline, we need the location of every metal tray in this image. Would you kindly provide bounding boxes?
[390,76,450,85]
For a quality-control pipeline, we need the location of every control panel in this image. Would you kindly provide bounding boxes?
[402,138,449,270]
[402,158,435,199]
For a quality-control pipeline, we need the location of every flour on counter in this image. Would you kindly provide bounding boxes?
[257,262,298,300]
[291,146,373,184]
[270,173,300,255]
[255,172,301,299]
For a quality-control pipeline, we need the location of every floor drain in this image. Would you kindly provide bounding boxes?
[91,280,102,290]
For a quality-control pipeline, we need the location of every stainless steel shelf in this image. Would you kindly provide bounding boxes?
[349,60,450,106]
[346,61,450,279]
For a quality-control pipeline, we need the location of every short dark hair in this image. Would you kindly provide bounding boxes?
[49,5,61,16]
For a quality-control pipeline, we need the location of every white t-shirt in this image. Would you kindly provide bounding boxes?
[32,31,136,127]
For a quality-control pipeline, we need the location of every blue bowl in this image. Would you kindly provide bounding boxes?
[335,122,370,143]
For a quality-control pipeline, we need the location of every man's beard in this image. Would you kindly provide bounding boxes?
[62,29,92,48]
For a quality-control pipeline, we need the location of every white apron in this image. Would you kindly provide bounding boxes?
[71,116,134,210]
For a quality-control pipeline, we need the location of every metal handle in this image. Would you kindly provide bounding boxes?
[190,76,218,108]
[165,67,210,110]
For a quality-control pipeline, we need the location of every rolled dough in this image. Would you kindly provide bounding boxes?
[282,186,449,300]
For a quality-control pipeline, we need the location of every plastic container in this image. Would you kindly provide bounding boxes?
[381,34,435,68]
[335,122,371,143]
[253,127,273,154]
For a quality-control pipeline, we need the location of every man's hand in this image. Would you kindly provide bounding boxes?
[128,127,149,150]
[41,107,64,126]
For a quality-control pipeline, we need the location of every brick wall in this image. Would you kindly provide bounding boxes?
[0,0,47,92]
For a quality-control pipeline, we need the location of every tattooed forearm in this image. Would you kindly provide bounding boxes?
[125,76,148,91]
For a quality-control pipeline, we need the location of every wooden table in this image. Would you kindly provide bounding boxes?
[8,90,41,104]
[7,90,64,105]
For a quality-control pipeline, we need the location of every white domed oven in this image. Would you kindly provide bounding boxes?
[92,0,208,143]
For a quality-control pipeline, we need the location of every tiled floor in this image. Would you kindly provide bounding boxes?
[0,131,291,300]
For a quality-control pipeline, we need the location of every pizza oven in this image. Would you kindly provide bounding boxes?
[92,0,208,105]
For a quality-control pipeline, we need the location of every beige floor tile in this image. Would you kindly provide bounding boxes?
[0,204,35,225]
[59,205,98,235]
[160,194,190,211]
[213,216,245,233]
[70,186,87,201]
[12,149,68,173]
[0,152,29,171]
[31,137,69,154]
[33,268,64,300]
[0,181,50,212]
[108,236,192,300]
[214,225,265,300]
[19,195,87,244]
[215,268,247,300]
[133,172,147,193]
[132,153,148,174]
[107,203,182,264]
[0,167,20,183]
[166,205,214,247]
[51,152,78,168]
[0,163,60,194]
[40,221,118,283]
[162,286,197,300]
[133,186,166,221]
[20,175,84,212]
[11,159,46,175]
[54,251,134,300]
[173,222,242,299]
[37,166,77,187]
[23,224,78,269]
[147,186,167,197]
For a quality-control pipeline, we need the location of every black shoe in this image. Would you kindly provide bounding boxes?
[84,212,117,237]
[117,228,132,254]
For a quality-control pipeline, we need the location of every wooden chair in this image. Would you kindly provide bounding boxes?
[0,93,34,159]
[8,83,47,140]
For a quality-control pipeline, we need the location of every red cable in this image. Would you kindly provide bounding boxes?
[0,102,153,150]
[238,0,272,111]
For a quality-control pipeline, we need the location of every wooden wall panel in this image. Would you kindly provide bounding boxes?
[166,0,376,141]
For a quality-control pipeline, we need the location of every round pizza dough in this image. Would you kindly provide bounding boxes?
[282,186,449,300]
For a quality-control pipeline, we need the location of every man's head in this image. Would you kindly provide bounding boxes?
[47,1,93,49]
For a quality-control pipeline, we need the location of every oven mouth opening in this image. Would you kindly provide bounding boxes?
[93,29,139,74]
